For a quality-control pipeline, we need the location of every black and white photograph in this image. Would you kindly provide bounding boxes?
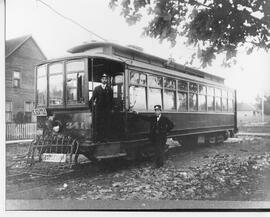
[3,0,270,211]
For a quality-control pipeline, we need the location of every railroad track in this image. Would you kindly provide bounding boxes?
[6,161,97,199]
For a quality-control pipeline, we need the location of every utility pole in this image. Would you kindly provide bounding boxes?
[261,92,264,122]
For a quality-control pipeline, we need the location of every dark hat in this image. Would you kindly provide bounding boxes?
[101,73,108,78]
[154,105,162,110]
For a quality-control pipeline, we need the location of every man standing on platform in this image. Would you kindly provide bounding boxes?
[135,105,174,168]
[89,73,113,142]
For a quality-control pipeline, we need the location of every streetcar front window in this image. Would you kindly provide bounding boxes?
[66,60,86,105]
[36,65,47,106]
[49,62,63,105]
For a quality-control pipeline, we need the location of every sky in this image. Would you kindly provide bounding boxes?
[5,0,270,103]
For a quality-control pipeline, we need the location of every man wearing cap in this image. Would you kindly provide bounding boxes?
[135,105,174,168]
[89,73,113,142]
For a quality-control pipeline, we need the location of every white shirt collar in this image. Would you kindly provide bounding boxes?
[101,84,106,89]
[157,114,161,121]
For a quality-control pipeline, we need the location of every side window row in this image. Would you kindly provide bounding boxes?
[129,70,235,112]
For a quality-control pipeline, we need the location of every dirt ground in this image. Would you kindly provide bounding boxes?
[5,118,270,204]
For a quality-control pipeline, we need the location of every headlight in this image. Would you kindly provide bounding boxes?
[36,129,43,135]
[53,125,60,132]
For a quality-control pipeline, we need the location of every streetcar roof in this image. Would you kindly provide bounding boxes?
[36,53,125,66]
[68,41,225,83]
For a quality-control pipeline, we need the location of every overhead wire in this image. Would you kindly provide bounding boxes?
[36,0,107,42]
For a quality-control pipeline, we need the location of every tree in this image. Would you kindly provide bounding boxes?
[255,93,270,115]
[263,94,270,115]
[109,0,270,67]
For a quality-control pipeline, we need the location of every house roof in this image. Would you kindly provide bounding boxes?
[237,102,257,111]
[5,35,46,59]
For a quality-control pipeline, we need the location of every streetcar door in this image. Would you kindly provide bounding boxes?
[88,58,125,141]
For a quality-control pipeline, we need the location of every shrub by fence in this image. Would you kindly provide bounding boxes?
[6,123,36,141]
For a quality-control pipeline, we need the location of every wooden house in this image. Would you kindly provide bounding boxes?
[5,35,46,123]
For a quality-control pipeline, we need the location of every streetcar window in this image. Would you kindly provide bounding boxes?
[114,74,123,84]
[178,92,188,111]
[178,80,188,91]
[222,89,228,112]
[66,61,85,72]
[228,90,234,112]
[164,78,176,89]
[164,90,176,110]
[198,85,206,94]
[178,79,188,112]
[49,63,62,75]
[36,65,47,106]
[112,74,124,111]
[189,93,198,111]
[66,60,85,105]
[207,86,214,95]
[222,89,227,98]
[222,98,228,112]
[228,99,234,112]
[207,96,214,111]
[198,84,206,111]
[129,86,147,110]
[207,86,215,111]
[189,82,198,93]
[189,82,198,111]
[66,72,85,104]
[130,71,146,85]
[129,70,147,110]
[215,88,222,97]
[228,90,234,99]
[49,62,63,105]
[198,94,206,111]
[148,75,162,88]
[215,96,222,111]
[148,88,162,110]
[215,88,222,112]
[148,74,163,110]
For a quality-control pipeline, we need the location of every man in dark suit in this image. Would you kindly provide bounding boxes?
[136,105,174,168]
[89,73,113,142]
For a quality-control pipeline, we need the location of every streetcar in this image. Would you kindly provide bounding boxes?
[30,42,237,165]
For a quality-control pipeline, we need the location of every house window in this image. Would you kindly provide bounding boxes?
[6,101,12,122]
[24,101,33,122]
[13,71,21,88]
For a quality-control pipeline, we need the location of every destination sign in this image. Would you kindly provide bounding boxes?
[32,107,47,116]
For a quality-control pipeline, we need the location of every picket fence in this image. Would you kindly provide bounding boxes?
[6,123,37,141]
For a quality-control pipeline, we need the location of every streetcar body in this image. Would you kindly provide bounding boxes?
[32,42,237,163]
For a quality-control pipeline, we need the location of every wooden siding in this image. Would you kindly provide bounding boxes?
[5,37,46,122]
[6,123,36,140]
